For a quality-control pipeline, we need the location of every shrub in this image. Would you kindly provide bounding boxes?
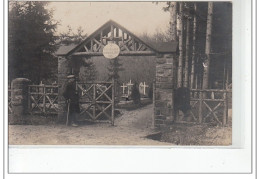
[131,82,141,104]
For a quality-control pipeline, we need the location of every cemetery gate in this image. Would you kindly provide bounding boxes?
[28,84,59,114]
[189,89,230,125]
[76,81,115,125]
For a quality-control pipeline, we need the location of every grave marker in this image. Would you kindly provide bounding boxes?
[120,83,127,94]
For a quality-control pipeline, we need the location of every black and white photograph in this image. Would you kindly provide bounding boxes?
[8,1,232,146]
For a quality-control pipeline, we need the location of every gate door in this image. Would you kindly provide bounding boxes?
[76,82,115,125]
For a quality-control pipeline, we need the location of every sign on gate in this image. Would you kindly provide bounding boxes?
[103,43,120,59]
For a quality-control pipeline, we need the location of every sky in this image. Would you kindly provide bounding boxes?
[47,2,170,36]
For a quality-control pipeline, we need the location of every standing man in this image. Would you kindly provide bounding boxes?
[63,75,80,127]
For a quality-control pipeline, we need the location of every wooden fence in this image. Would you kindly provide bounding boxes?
[190,89,231,125]
[28,85,59,114]
[76,81,115,125]
[8,88,12,114]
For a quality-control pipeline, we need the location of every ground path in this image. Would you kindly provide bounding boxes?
[9,104,172,145]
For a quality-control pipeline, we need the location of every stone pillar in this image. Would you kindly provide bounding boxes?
[154,54,176,127]
[10,78,31,124]
[58,57,70,122]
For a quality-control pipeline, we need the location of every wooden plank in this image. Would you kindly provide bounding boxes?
[96,101,112,104]
[80,104,94,118]
[95,85,112,101]
[93,38,104,47]
[152,82,155,128]
[91,40,93,51]
[122,32,124,43]
[77,84,93,98]
[84,45,89,52]
[137,43,143,51]
[223,91,228,125]
[28,87,31,112]
[46,95,58,111]
[72,51,156,56]
[121,43,130,51]
[30,95,43,112]
[132,39,136,51]
[111,25,114,39]
[95,104,111,120]
[190,111,197,121]
[198,91,203,123]
[203,101,222,124]
[100,31,103,45]
[115,27,119,37]
[93,84,96,119]
[111,78,115,126]
[29,85,58,88]
[190,89,231,93]
[77,81,112,84]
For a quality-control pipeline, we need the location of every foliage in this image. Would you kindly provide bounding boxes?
[57,26,88,45]
[107,57,124,82]
[148,83,153,99]
[131,82,141,104]
[79,58,98,82]
[139,28,171,44]
[9,2,58,84]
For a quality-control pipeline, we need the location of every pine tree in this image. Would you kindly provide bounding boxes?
[9,2,58,83]
[107,57,124,82]
[79,58,97,82]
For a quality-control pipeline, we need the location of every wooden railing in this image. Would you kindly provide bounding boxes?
[8,88,12,114]
[28,85,59,114]
[190,89,231,125]
[76,81,115,125]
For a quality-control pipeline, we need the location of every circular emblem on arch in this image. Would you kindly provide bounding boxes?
[102,43,120,59]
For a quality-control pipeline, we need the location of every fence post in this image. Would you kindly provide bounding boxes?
[111,78,115,126]
[223,91,227,126]
[28,86,31,112]
[93,84,96,120]
[152,82,155,128]
[43,85,46,113]
[198,91,203,123]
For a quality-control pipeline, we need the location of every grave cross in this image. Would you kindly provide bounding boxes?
[142,82,149,95]
[120,83,127,94]
[127,79,133,96]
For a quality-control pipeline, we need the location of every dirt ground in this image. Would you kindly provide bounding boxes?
[9,104,171,145]
[8,104,232,146]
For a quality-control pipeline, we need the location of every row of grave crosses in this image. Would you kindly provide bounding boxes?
[120,79,149,96]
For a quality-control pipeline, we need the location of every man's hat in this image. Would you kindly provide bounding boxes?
[67,75,75,79]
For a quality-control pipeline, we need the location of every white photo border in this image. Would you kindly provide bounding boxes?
[2,0,257,178]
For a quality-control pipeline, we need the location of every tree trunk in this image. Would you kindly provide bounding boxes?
[183,17,190,88]
[169,2,177,41]
[202,2,213,89]
[190,3,197,89]
[177,2,184,88]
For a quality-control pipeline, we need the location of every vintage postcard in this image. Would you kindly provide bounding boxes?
[8,1,232,146]
[5,0,256,176]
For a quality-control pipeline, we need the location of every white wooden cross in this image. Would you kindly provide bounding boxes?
[127,79,133,96]
[120,83,127,94]
[142,82,149,95]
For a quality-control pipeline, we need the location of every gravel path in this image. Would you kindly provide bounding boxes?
[9,104,172,145]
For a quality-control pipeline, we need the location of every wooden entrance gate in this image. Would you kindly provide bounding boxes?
[76,81,115,125]
[190,89,230,125]
[28,85,59,114]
